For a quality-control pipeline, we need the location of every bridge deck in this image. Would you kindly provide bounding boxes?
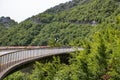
[0,47,83,80]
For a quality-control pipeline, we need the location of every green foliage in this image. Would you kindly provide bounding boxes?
[1,0,120,46]
[4,71,30,80]
[0,16,17,44]
[5,25,120,80]
[2,0,120,79]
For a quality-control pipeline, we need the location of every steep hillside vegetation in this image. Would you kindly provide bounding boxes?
[0,0,120,46]
[0,16,17,39]
[4,26,120,79]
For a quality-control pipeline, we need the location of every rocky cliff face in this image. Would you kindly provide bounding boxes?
[0,16,17,28]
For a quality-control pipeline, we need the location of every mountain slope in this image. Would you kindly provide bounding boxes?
[0,16,17,39]
[0,0,120,46]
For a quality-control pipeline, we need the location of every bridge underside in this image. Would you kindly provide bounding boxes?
[9,53,69,74]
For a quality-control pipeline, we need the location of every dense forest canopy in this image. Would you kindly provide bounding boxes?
[1,0,120,79]
[1,0,120,46]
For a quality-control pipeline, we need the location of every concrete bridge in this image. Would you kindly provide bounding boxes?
[0,47,83,80]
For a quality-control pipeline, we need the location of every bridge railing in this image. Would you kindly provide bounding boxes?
[0,47,77,73]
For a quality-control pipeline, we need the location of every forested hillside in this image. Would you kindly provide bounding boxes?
[1,0,120,46]
[0,16,17,40]
[3,0,120,80]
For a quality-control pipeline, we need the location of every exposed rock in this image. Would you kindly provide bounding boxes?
[91,20,97,26]
[0,16,18,28]
[32,18,41,24]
